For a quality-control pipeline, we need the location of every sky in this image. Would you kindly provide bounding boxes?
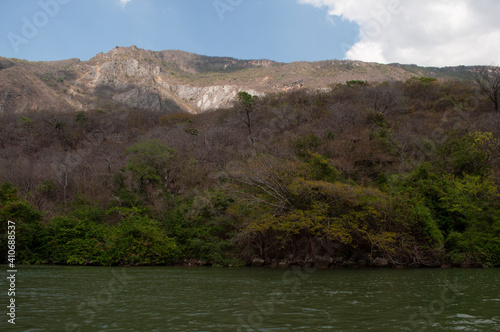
[0,0,499,67]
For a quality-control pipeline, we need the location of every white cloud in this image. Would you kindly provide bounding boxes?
[120,0,132,8]
[298,0,500,66]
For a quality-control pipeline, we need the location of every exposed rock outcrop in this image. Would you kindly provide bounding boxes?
[165,84,262,112]
[251,258,265,267]
[0,45,477,114]
[373,257,389,267]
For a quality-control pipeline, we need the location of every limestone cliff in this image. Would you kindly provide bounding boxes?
[0,45,475,114]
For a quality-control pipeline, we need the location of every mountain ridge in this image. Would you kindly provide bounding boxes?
[0,45,482,114]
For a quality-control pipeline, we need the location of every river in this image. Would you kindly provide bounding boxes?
[1,265,499,331]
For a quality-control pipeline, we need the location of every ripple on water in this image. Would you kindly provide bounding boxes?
[6,266,500,331]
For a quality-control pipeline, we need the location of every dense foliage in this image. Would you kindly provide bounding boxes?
[0,78,499,267]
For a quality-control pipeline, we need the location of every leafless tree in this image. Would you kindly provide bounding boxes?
[474,65,500,112]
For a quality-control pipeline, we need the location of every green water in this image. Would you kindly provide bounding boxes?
[1,265,499,331]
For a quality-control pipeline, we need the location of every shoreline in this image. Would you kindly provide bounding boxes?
[4,261,495,269]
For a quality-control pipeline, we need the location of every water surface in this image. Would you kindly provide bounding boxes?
[1,265,499,331]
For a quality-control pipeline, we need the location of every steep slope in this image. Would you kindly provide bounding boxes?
[0,46,479,114]
[0,59,71,113]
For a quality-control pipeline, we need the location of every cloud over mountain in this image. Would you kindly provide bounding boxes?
[298,0,500,66]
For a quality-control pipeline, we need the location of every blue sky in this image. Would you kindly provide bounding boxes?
[1,0,500,66]
[0,0,358,63]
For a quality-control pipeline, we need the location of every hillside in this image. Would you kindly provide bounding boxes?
[0,46,480,114]
[0,73,499,268]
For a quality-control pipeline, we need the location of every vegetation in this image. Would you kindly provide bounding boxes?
[0,78,499,267]
[474,66,500,112]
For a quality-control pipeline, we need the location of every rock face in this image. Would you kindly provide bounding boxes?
[315,255,334,269]
[167,84,261,112]
[68,47,265,113]
[0,47,270,114]
[0,45,477,115]
[373,257,389,267]
[251,258,265,267]
[278,262,290,268]
[113,87,163,111]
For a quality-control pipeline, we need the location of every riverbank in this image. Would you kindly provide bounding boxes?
[1,83,500,269]
[38,257,493,269]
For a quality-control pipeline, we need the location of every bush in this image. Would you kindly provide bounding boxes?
[159,112,192,126]
[43,216,106,265]
[0,183,44,264]
[436,131,497,177]
[162,191,241,266]
[125,139,175,192]
[43,209,181,266]
[108,215,180,265]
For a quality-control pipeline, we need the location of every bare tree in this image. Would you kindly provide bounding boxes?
[474,65,500,112]
[367,82,404,115]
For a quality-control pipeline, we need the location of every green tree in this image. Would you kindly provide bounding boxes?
[436,131,497,177]
[0,183,44,263]
[43,216,106,265]
[125,139,175,191]
[109,214,180,265]
[237,91,258,145]
[228,155,398,263]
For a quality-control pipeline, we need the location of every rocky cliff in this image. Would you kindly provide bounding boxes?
[0,45,476,114]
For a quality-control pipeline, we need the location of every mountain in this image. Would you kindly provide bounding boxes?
[0,45,479,114]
